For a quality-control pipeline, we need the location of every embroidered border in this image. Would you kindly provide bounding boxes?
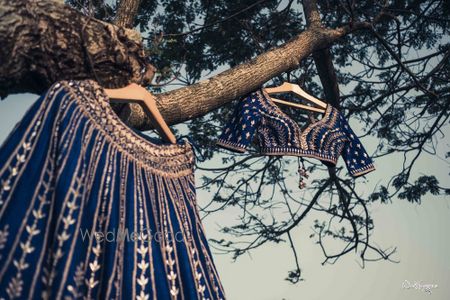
[55,80,194,177]
[260,147,339,164]
[350,163,376,177]
[216,139,247,153]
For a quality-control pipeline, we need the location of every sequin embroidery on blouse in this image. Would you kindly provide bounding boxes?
[217,89,375,177]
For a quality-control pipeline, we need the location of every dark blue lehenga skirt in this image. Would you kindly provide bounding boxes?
[0,80,225,300]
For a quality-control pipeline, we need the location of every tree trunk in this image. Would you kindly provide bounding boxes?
[115,0,141,28]
[0,0,369,129]
[303,0,341,108]
[0,0,154,98]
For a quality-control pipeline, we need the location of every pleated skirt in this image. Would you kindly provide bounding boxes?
[0,80,225,300]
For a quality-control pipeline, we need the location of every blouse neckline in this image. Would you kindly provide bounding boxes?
[258,88,333,133]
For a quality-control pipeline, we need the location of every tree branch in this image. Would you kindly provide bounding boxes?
[0,0,155,98]
[0,0,370,129]
[302,0,322,27]
[115,0,141,28]
[126,25,362,129]
[370,26,438,98]
[303,0,341,108]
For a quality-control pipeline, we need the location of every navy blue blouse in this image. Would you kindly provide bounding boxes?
[217,89,375,177]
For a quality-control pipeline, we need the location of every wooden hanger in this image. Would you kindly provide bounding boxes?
[264,82,327,113]
[104,83,177,144]
[268,97,326,113]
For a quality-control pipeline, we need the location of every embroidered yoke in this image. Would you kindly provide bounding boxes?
[0,80,225,300]
[217,89,375,177]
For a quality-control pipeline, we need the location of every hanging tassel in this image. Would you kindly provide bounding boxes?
[298,157,309,189]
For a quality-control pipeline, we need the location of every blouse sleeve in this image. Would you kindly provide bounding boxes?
[216,93,262,153]
[340,117,376,177]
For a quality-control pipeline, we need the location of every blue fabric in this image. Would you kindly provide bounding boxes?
[217,89,375,177]
[0,80,225,299]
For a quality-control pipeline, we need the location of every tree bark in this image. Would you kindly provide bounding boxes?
[303,0,341,108]
[0,0,154,98]
[112,0,145,125]
[144,27,350,128]
[115,0,141,28]
[0,0,368,129]
[311,49,341,108]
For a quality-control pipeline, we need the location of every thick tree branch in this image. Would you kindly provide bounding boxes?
[303,0,341,108]
[0,0,369,129]
[115,0,141,28]
[0,0,154,98]
[112,0,144,122]
[126,25,361,129]
[311,49,341,108]
[302,0,322,27]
